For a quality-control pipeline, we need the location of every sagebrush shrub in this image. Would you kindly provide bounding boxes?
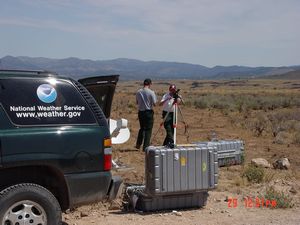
[242,165,264,183]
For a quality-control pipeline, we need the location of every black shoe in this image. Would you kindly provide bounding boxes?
[165,142,175,149]
[135,145,141,150]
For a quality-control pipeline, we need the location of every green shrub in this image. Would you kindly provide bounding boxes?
[293,132,300,144]
[242,165,264,183]
[240,153,245,164]
[127,102,135,109]
[194,99,208,109]
[251,113,269,136]
[264,187,293,208]
[191,93,300,112]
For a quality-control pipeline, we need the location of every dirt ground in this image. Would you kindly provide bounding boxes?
[63,191,300,225]
[63,79,300,225]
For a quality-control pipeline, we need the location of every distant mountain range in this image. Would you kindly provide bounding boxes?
[0,55,299,80]
[261,69,300,80]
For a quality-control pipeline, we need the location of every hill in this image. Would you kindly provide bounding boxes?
[261,69,300,79]
[0,56,299,80]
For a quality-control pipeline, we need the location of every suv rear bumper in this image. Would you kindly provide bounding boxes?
[65,171,122,208]
[107,176,123,200]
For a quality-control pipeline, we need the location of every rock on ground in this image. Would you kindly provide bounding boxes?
[273,157,291,170]
[251,158,271,168]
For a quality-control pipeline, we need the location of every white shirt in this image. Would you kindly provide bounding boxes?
[161,93,175,112]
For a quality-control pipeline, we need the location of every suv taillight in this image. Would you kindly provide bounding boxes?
[104,138,112,171]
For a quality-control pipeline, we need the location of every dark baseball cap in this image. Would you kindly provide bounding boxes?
[144,78,152,85]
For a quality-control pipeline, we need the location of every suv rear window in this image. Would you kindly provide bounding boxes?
[0,78,97,126]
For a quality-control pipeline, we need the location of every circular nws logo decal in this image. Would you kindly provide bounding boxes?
[37,84,57,103]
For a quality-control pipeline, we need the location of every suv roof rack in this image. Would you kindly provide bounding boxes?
[0,69,57,75]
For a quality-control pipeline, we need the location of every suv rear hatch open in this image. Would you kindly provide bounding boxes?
[78,75,119,119]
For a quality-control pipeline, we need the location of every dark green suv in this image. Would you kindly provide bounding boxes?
[0,70,122,225]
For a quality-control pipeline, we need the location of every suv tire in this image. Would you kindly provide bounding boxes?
[0,183,62,225]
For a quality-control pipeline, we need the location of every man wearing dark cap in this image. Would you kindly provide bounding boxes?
[136,78,157,151]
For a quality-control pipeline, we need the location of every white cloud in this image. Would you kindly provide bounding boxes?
[0,0,299,66]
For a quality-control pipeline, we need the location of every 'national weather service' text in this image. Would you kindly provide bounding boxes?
[10,105,85,119]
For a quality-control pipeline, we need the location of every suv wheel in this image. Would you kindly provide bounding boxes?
[0,183,62,225]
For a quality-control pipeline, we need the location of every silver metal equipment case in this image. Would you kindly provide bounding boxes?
[196,140,244,167]
[127,145,218,212]
[145,145,218,195]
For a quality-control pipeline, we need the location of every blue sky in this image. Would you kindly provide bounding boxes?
[0,0,299,67]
